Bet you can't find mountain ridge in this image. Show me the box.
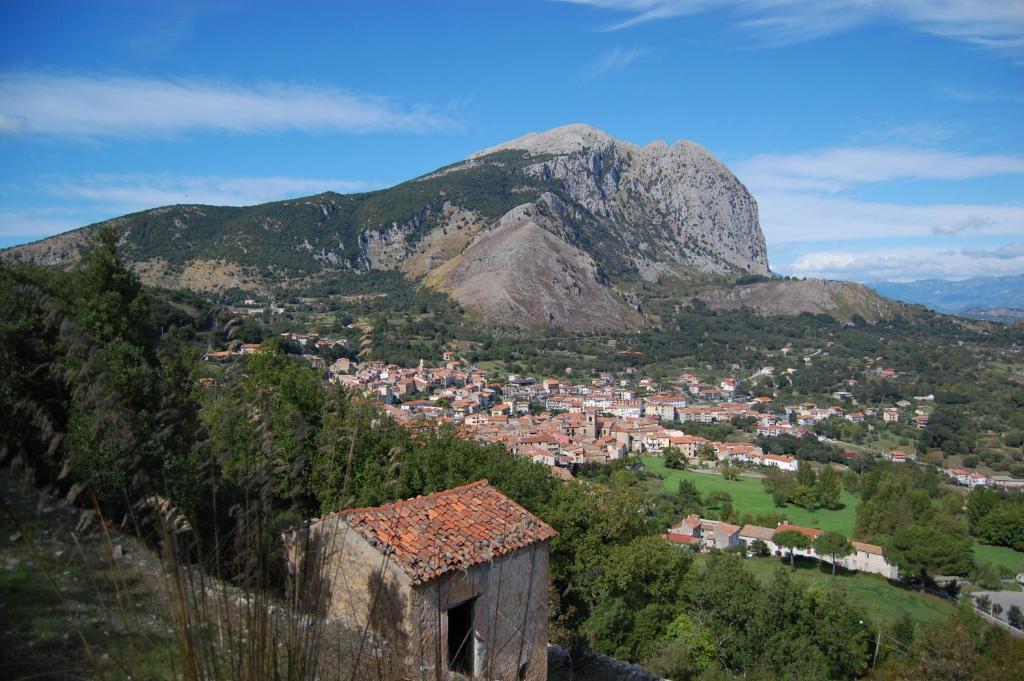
[869,274,1024,316]
[2,124,901,328]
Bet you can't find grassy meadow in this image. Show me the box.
[640,455,859,534]
[973,543,1024,574]
[738,556,953,628]
[643,456,1024,581]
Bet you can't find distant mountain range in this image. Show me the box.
[2,124,905,329]
[869,274,1024,320]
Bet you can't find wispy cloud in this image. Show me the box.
[732,144,1024,254]
[755,191,1024,243]
[0,71,458,139]
[583,46,648,79]
[960,242,1024,259]
[939,85,1024,103]
[783,244,1024,281]
[560,0,1024,59]
[734,147,1024,193]
[50,174,377,210]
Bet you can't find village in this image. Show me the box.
[205,337,1024,495]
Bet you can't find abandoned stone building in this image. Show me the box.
[285,479,556,680]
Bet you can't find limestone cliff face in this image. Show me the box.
[468,124,770,280]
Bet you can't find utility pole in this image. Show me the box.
[872,628,882,669]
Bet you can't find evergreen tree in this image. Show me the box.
[813,531,854,576]
[775,529,811,570]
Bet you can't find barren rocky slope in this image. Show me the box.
[697,279,905,322]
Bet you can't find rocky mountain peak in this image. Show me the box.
[469,123,628,158]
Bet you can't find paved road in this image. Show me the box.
[972,590,1024,639]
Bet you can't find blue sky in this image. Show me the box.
[1,0,1022,282]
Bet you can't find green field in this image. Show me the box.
[641,456,859,534]
[973,543,1024,574]
[643,456,1024,579]
[737,556,953,628]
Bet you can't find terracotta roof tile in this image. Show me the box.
[739,524,776,541]
[334,480,556,584]
[852,541,884,555]
[774,524,823,541]
[664,533,700,545]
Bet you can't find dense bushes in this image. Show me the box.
[967,487,1024,551]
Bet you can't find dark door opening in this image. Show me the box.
[447,598,475,676]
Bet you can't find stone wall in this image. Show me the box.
[286,519,551,681]
[410,541,551,681]
[284,517,414,650]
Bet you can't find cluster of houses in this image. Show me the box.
[664,515,899,579]
[944,466,1024,490]
[203,342,264,361]
[206,345,999,489]
[203,331,347,367]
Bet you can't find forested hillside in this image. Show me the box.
[3,230,1024,679]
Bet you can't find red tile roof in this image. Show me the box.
[852,541,884,556]
[774,524,824,541]
[336,480,556,584]
[739,524,776,541]
[664,533,700,545]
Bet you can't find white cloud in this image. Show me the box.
[960,242,1024,259]
[0,72,457,139]
[51,174,377,211]
[731,145,1024,246]
[583,47,648,79]
[561,0,1024,58]
[755,191,1024,243]
[734,147,1024,193]
[783,245,1024,281]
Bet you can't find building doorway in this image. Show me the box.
[446,597,476,676]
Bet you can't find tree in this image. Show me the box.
[720,460,739,480]
[966,487,1000,533]
[813,531,854,576]
[797,461,817,487]
[976,505,1024,551]
[817,465,842,509]
[662,446,685,469]
[676,479,702,513]
[644,614,716,679]
[854,471,934,540]
[706,490,732,510]
[883,524,973,593]
[75,225,151,349]
[698,443,717,462]
[775,529,811,570]
[1008,605,1023,629]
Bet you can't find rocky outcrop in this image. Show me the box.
[696,279,904,322]
[468,124,770,280]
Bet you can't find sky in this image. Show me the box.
[0,0,1022,283]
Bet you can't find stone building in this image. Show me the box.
[285,480,556,680]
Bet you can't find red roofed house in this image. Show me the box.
[666,515,741,551]
[839,541,899,579]
[285,480,556,680]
